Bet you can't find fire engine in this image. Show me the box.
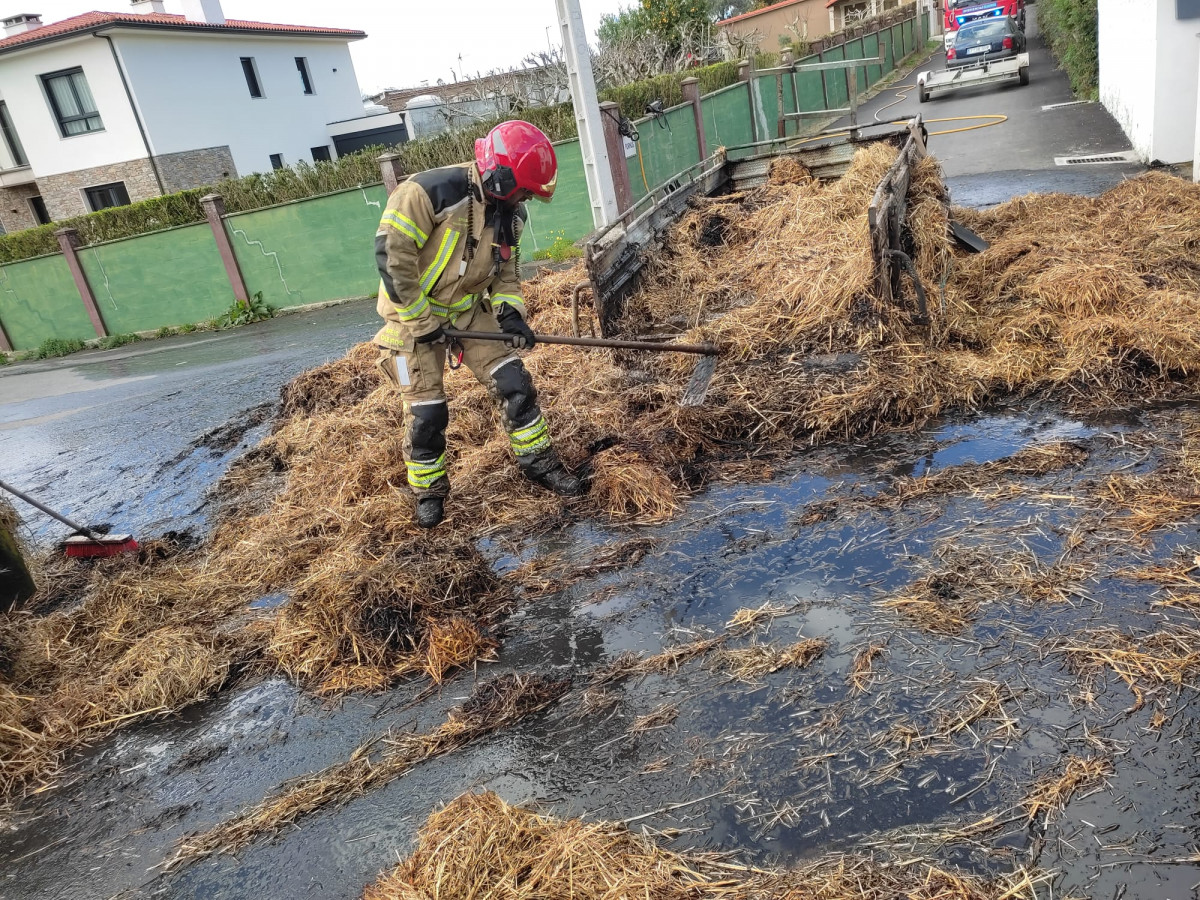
[943,0,1026,49]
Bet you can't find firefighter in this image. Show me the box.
[372,120,586,529]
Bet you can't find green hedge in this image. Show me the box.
[0,189,208,263]
[219,154,384,213]
[1038,0,1099,98]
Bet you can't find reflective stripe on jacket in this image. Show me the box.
[374,162,527,350]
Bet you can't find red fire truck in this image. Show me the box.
[943,0,1026,49]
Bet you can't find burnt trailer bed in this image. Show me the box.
[583,117,931,336]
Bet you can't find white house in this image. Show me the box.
[1098,0,1199,172]
[0,0,402,233]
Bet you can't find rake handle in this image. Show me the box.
[0,478,97,539]
[443,329,718,356]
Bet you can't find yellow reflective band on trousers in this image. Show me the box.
[406,455,447,489]
[509,416,551,456]
[420,229,460,296]
[381,210,428,247]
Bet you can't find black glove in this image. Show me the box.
[414,324,446,345]
[497,304,535,350]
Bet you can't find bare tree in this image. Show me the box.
[445,47,569,111]
[716,24,765,61]
[593,19,723,85]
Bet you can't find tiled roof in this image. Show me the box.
[717,0,812,27]
[0,11,365,52]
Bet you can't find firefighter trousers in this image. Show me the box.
[374,298,554,499]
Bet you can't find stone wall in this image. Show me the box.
[36,158,161,220]
[0,183,43,234]
[153,146,237,194]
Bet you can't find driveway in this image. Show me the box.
[846,11,1144,204]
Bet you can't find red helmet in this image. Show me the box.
[475,120,557,203]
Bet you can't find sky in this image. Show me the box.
[12,0,632,93]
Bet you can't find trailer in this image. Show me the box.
[917,53,1030,103]
[584,117,933,338]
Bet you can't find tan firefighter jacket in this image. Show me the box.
[373,161,527,350]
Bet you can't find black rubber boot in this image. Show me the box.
[416,497,445,529]
[521,452,587,497]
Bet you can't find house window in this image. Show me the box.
[311,145,332,162]
[269,153,284,170]
[241,57,264,98]
[296,57,315,95]
[84,182,131,212]
[28,196,51,226]
[840,1,870,25]
[42,68,103,137]
[0,101,27,167]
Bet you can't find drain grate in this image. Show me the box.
[1054,150,1140,166]
[1041,100,1094,111]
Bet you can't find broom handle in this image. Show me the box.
[0,478,97,539]
[443,329,718,356]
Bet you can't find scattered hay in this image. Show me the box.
[880,441,1089,505]
[1099,427,1200,536]
[881,544,1091,635]
[932,683,1018,744]
[0,550,264,798]
[713,639,827,681]
[591,637,726,687]
[1023,756,1113,823]
[512,537,659,598]
[726,602,791,632]
[1061,626,1200,705]
[1127,556,1200,612]
[105,627,231,717]
[575,687,619,719]
[12,149,1200,803]
[849,643,886,695]
[363,791,1047,900]
[169,673,568,869]
[628,702,680,736]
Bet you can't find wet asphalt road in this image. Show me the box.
[4,18,1192,900]
[0,302,383,542]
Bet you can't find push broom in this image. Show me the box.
[0,478,139,559]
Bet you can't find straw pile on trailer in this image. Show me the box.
[362,791,1046,900]
[5,144,1200,802]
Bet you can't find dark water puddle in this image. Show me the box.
[5,408,1200,900]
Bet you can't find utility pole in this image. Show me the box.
[554,0,618,228]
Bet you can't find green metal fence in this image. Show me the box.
[0,254,92,351]
[702,83,756,150]
[80,224,234,334]
[227,186,389,311]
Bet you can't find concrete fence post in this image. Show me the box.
[738,60,751,81]
[200,194,250,307]
[680,77,709,160]
[54,228,107,339]
[378,153,405,195]
[599,101,634,215]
